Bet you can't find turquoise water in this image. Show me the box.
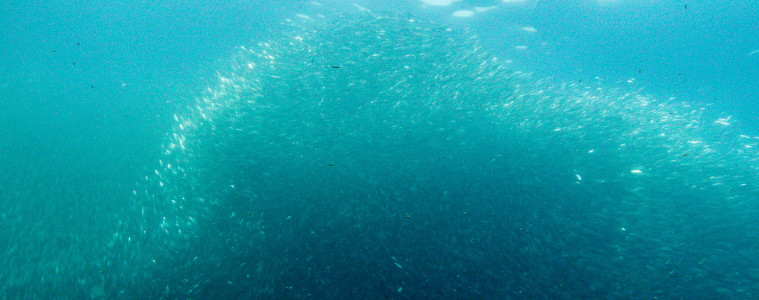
[1,1,758,298]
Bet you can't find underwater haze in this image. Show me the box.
[2,0,759,298]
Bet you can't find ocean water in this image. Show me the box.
[1,0,758,299]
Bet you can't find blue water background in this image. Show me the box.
[1,0,758,298]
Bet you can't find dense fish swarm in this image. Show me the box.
[4,14,757,299]
[115,14,759,299]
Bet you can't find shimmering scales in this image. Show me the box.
[105,15,759,299]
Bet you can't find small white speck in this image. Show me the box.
[452,10,475,17]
